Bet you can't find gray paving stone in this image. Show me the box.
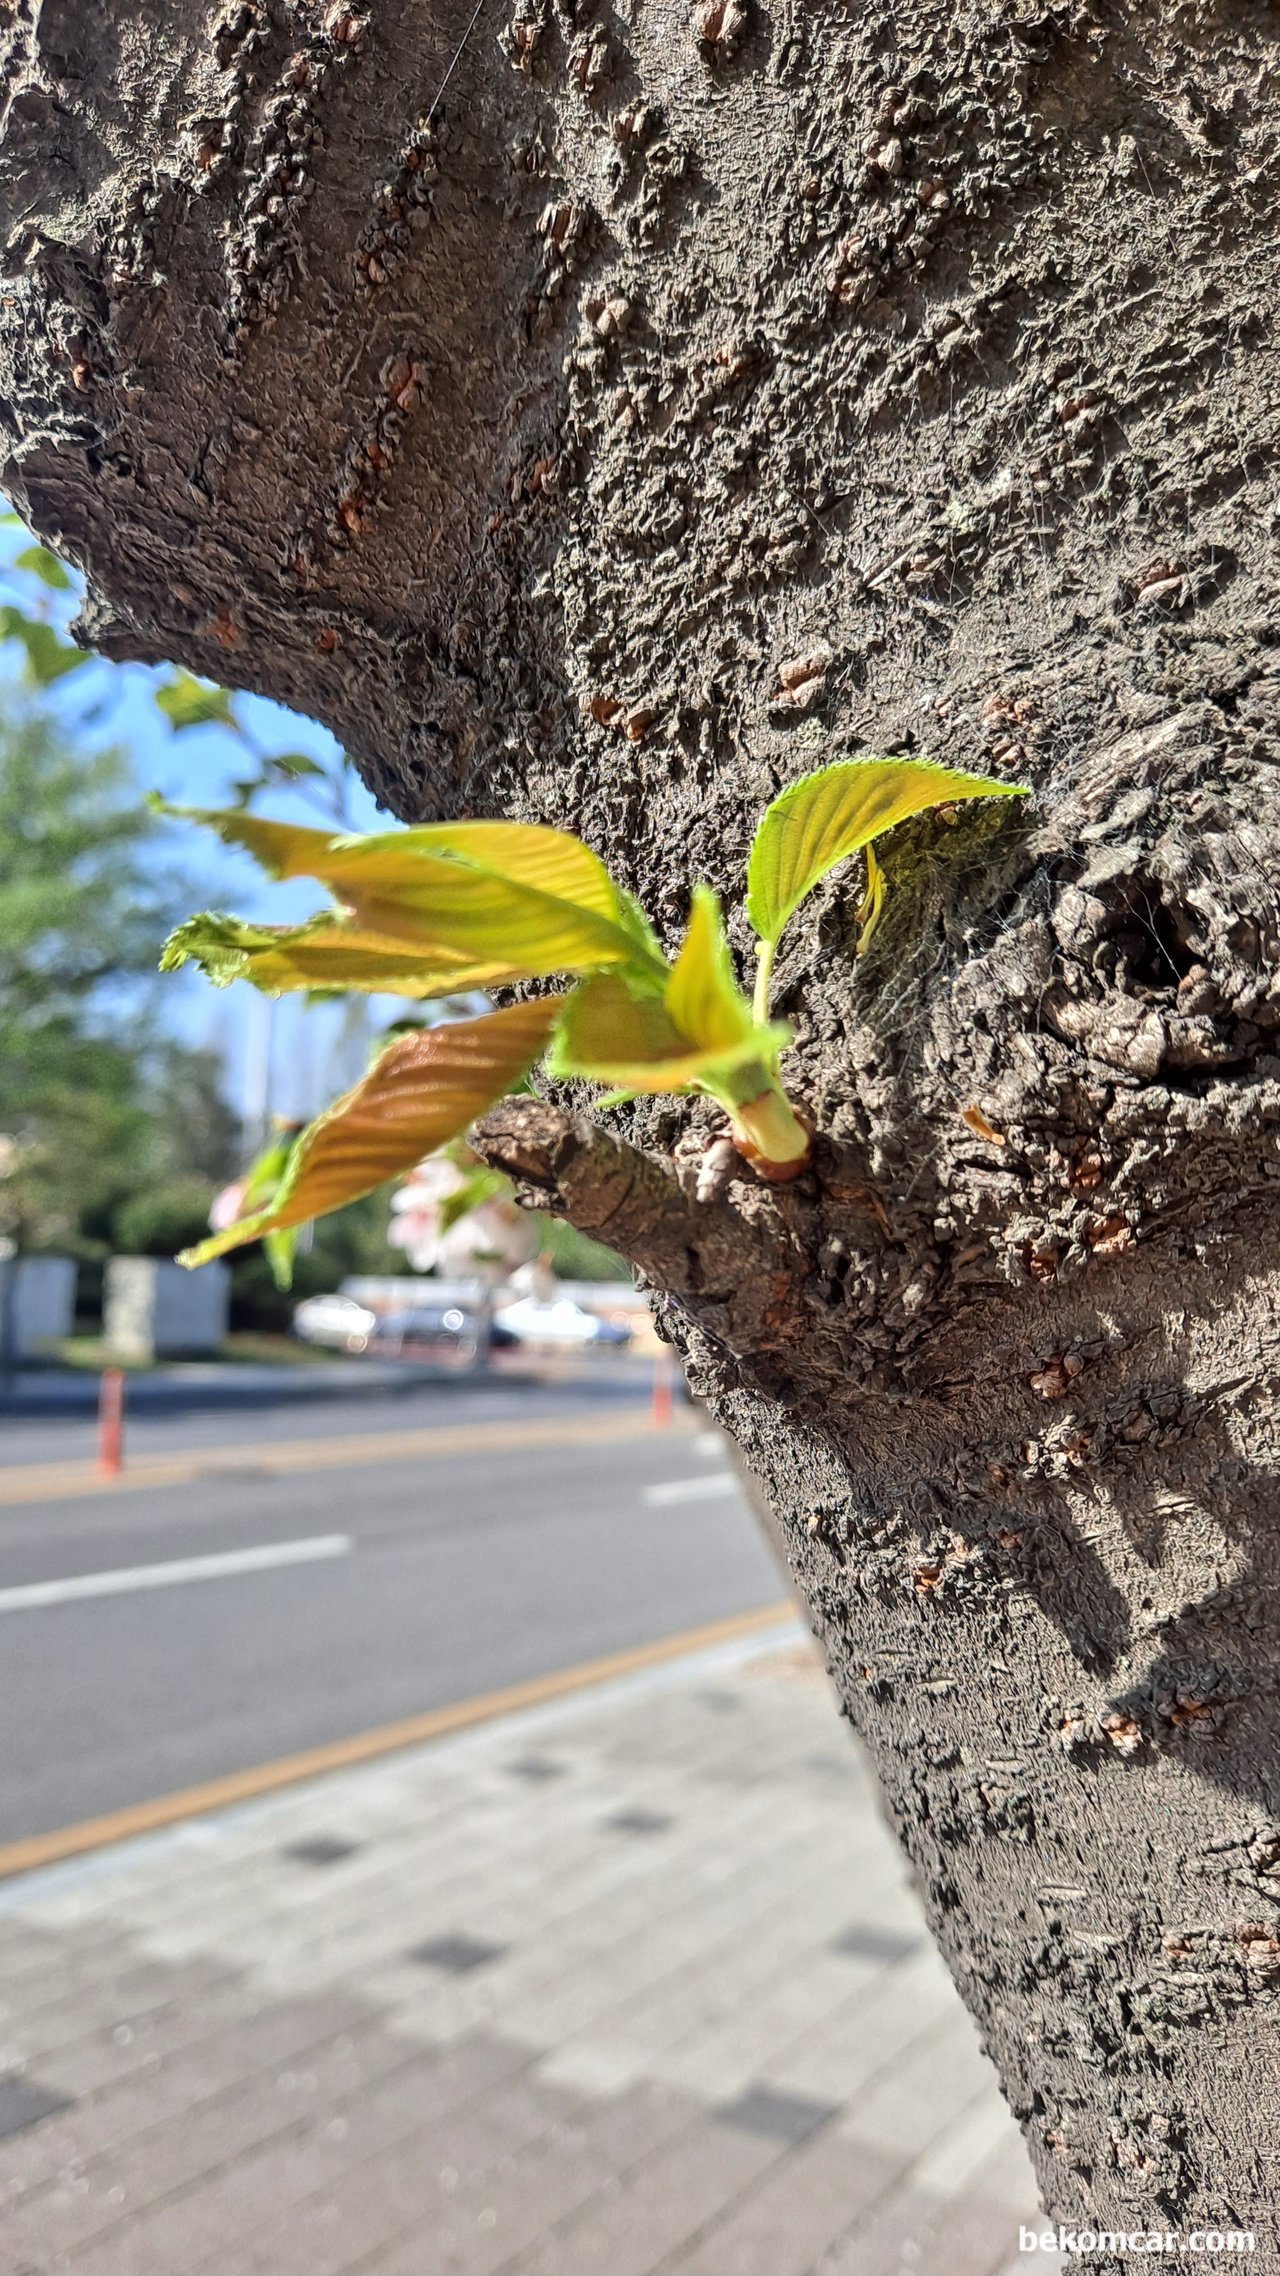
[247,2071,690,2276]
[817,2148,1041,2276]
[0,1985,384,2197]
[284,1838,361,1867]
[495,2109,787,2276]
[51,2051,556,2276]
[661,2130,906,2276]
[830,1925,920,1964]
[0,1637,1043,2276]
[715,2084,841,2145]
[838,2006,994,2152]
[207,2050,594,2276]
[532,1831,855,2092]
[0,1951,234,2059]
[409,1935,509,1976]
[24,1974,364,2106]
[3,2012,424,2262]
[602,1809,673,1836]
[0,2073,71,2139]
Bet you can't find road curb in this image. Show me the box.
[0,1603,800,1889]
[0,1407,680,1509]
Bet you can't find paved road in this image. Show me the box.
[0,1358,653,1465]
[0,1401,783,1846]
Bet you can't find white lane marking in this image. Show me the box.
[0,1535,352,1613]
[642,1474,739,1507]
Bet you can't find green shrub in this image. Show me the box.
[111,1178,219,1259]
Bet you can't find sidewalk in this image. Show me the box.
[0,1633,1054,2276]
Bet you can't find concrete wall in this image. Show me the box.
[0,1256,77,1358]
[104,1257,230,1360]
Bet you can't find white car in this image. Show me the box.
[492,1296,630,1349]
[292,1293,379,1352]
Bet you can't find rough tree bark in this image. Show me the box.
[5,0,1280,2257]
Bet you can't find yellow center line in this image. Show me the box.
[0,1408,690,1509]
[0,1602,798,1883]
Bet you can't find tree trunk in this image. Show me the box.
[5,0,1280,2255]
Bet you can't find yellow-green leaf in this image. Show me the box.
[153,674,236,732]
[149,801,342,879]
[14,543,73,591]
[159,804,666,983]
[549,967,806,1165]
[159,911,533,999]
[665,886,756,1056]
[548,975,687,1091]
[385,821,666,971]
[549,978,786,1098]
[241,1130,295,1208]
[551,889,782,1095]
[235,1132,300,1285]
[376,821,620,925]
[855,842,886,953]
[178,999,563,1268]
[745,756,1028,950]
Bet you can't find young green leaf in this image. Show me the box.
[437,1163,511,1233]
[178,998,563,1272]
[550,890,773,1094]
[665,885,756,1056]
[547,886,808,1165]
[235,1130,300,1285]
[0,607,89,686]
[159,805,668,986]
[13,543,73,591]
[264,751,328,782]
[154,672,237,732]
[550,969,808,1167]
[746,756,1028,1002]
[160,911,533,999]
[548,975,697,1091]
[855,842,886,954]
[149,800,350,880]
[240,1130,296,1208]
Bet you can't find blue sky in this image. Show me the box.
[1,516,400,1137]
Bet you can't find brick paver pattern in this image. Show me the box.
[0,1639,1057,2275]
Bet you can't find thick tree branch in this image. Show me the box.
[472,1098,826,1400]
[473,1100,694,1262]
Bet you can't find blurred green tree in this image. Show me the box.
[0,717,179,1017]
[0,539,414,1328]
[0,708,235,1259]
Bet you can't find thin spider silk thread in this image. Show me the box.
[423,0,493,128]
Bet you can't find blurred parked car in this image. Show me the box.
[292,1293,378,1351]
[381,1301,476,1352]
[493,1295,631,1349]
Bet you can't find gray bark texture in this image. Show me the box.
[5,0,1280,2258]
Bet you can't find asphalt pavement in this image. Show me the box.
[0,1356,653,1463]
[0,1386,783,1848]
